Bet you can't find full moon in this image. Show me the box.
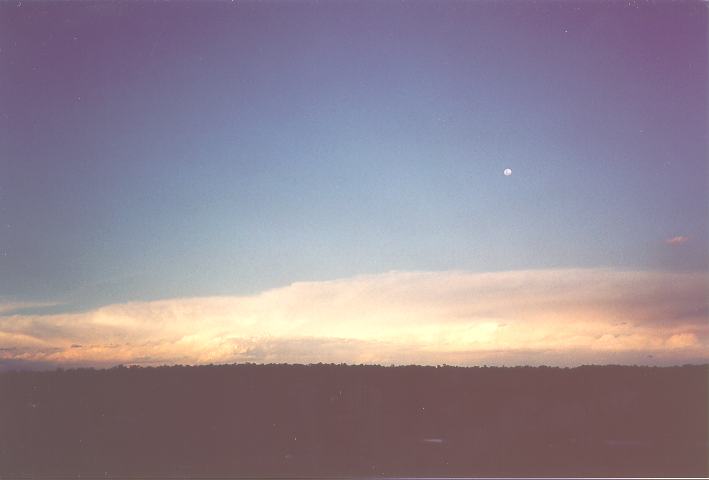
[503,168,512,176]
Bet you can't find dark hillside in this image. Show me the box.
[1,364,706,477]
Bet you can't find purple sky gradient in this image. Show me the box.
[0,1,707,366]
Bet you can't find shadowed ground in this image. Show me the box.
[0,363,706,477]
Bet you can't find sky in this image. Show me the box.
[0,1,707,368]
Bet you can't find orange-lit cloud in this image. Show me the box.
[666,235,689,245]
[1,269,707,368]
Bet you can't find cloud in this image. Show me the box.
[0,300,59,316]
[0,269,707,368]
[666,235,689,246]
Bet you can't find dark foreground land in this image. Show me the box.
[0,363,707,477]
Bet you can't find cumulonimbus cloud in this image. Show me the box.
[0,269,707,368]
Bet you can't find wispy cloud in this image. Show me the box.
[0,269,707,368]
[0,300,60,316]
[666,235,689,246]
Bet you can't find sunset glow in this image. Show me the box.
[1,1,707,370]
[2,269,706,368]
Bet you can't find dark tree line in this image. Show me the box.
[1,363,706,477]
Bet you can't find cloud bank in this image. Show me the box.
[1,269,707,368]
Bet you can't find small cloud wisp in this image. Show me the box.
[666,235,689,246]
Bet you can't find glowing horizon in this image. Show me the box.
[2,268,706,369]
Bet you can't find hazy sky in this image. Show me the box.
[1,1,707,368]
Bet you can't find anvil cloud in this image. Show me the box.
[1,269,707,369]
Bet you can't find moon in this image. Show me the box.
[503,168,512,176]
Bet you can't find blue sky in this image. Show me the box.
[0,1,707,367]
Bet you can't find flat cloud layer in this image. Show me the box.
[1,269,707,368]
